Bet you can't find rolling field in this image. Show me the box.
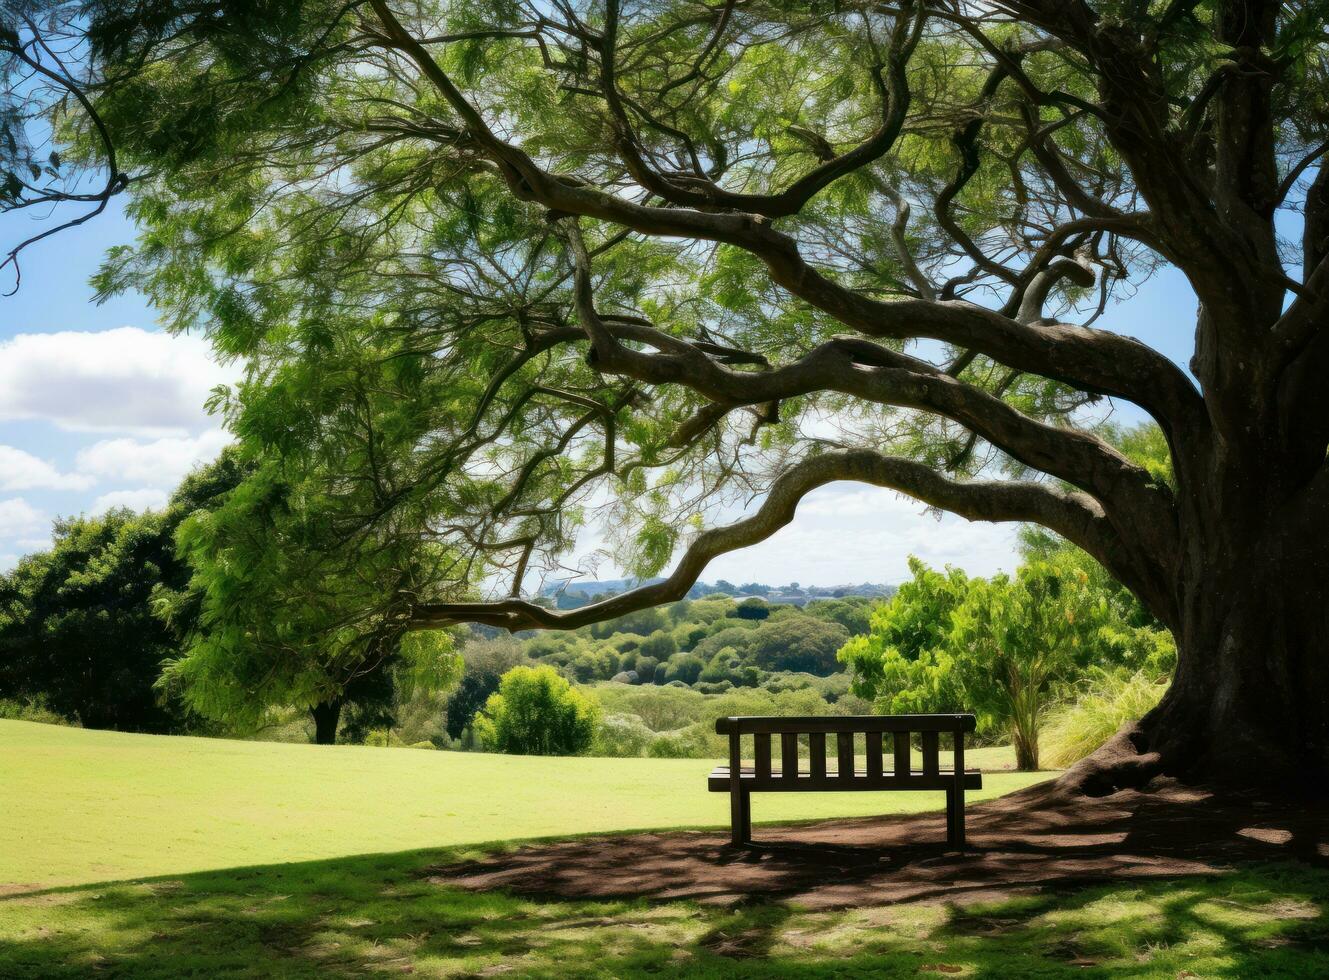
[0,720,1041,888]
[3,721,1325,977]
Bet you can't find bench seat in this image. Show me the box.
[708,765,982,792]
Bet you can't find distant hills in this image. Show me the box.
[539,577,896,610]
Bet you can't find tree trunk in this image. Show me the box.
[1070,485,1329,797]
[1012,728,1039,773]
[311,698,342,745]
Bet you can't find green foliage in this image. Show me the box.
[444,637,529,740]
[732,597,771,620]
[0,695,76,726]
[838,557,972,701]
[803,597,876,635]
[840,554,1175,769]
[0,508,195,733]
[745,616,850,675]
[159,454,466,737]
[588,606,668,640]
[636,629,677,661]
[586,679,867,759]
[946,561,1106,770]
[659,652,704,685]
[473,665,600,755]
[700,646,761,687]
[1041,670,1169,769]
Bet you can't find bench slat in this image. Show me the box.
[893,731,910,778]
[755,733,771,780]
[715,714,976,735]
[922,730,940,776]
[781,732,798,781]
[809,732,826,779]
[836,732,854,780]
[866,731,883,779]
[708,767,982,793]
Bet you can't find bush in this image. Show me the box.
[637,629,677,661]
[660,652,705,685]
[699,647,762,687]
[445,638,529,740]
[1041,670,1168,768]
[731,597,771,620]
[747,617,850,675]
[594,713,656,757]
[474,665,601,755]
[0,696,77,726]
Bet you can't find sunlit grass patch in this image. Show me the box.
[2,853,1328,977]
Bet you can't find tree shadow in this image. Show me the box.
[1,828,1328,977]
[435,779,1329,909]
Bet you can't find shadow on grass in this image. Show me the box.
[3,843,1329,978]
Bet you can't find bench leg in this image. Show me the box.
[946,787,966,850]
[730,787,751,846]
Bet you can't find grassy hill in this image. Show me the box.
[1,721,1324,977]
[0,720,1043,889]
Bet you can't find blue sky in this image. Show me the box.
[0,198,1200,583]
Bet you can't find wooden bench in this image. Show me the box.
[708,714,981,847]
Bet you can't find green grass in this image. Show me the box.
[0,720,1040,888]
[3,720,1326,977]
[2,848,1326,976]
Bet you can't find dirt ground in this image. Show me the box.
[434,777,1329,909]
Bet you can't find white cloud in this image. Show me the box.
[76,429,232,488]
[0,327,235,435]
[91,488,169,513]
[0,497,44,538]
[702,484,1020,584]
[0,445,95,491]
[0,498,48,568]
[565,481,1021,588]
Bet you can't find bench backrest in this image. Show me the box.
[715,713,976,785]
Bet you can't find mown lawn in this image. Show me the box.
[4,847,1328,977]
[0,720,1039,887]
[3,721,1327,977]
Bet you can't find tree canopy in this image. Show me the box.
[19,0,1329,782]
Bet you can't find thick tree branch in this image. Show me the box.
[560,220,1177,548]
[367,1,1203,438]
[406,448,1122,632]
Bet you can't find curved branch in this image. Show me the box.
[406,448,1121,632]
[561,221,1177,547]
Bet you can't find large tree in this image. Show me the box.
[67,0,1329,790]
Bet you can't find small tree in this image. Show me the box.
[0,509,186,732]
[838,559,974,700]
[842,556,1172,770]
[474,665,600,755]
[948,564,1102,771]
[443,637,528,741]
[0,449,251,733]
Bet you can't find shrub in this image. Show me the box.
[444,638,529,739]
[660,652,705,685]
[693,680,734,695]
[0,696,77,726]
[747,615,851,675]
[594,713,655,757]
[731,597,771,620]
[1041,670,1168,768]
[637,629,677,661]
[699,647,761,687]
[474,665,601,755]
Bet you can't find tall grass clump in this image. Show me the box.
[1041,670,1168,768]
[0,696,76,726]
